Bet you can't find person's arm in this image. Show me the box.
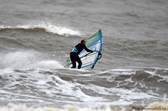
[84,45,93,52]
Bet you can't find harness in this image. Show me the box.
[72,47,78,53]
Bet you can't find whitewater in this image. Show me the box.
[0,0,168,111]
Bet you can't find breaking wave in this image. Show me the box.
[0,102,168,111]
[0,23,81,37]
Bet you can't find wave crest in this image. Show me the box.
[0,23,81,37]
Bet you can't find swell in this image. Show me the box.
[0,37,24,50]
[0,67,167,107]
[97,67,168,95]
[0,24,81,36]
[106,37,168,61]
[0,24,167,69]
[0,24,82,53]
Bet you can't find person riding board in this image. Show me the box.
[70,39,93,69]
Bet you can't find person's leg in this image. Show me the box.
[76,55,82,69]
[70,53,76,68]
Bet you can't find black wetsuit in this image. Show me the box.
[70,43,92,69]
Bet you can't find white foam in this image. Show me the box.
[112,88,154,99]
[0,51,63,69]
[1,102,168,111]
[84,84,154,101]
[0,51,38,68]
[65,67,90,72]
[35,60,64,69]
[98,69,136,75]
[0,68,14,75]
[144,68,168,82]
[0,103,126,111]
[1,66,167,107]
[0,68,106,104]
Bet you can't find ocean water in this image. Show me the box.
[0,0,168,110]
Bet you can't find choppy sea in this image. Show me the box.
[0,0,168,110]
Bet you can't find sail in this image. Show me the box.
[65,29,103,69]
